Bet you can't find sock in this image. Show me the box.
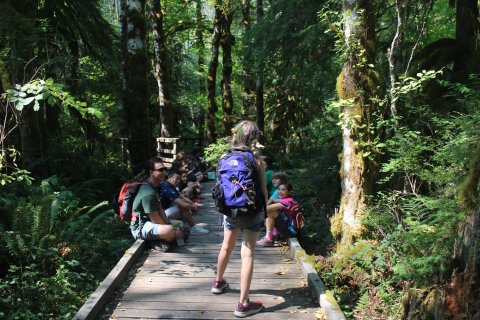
[265,231,274,240]
[272,228,279,237]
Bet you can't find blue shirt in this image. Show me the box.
[160,181,180,209]
[270,189,280,200]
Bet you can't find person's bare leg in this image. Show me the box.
[156,224,176,242]
[216,227,240,282]
[180,208,195,227]
[239,229,259,304]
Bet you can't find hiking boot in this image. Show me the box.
[256,237,274,247]
[234,300,264,318]
[191,225,209,234]
[211,278,228,294]
[150,240,171,252]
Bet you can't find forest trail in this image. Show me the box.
[102,181,321,320]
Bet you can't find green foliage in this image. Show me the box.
[204,137,231,165]
[6,78,101,117]
[319,240,403,319]
[0,176,132,319]
[364,193,464,284]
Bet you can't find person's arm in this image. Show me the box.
[268,197,281,205]
[174,197,197,211]
[179,194,199,211]
[148,211,168,224]
[256,158,269,205]
[267,202,283,214]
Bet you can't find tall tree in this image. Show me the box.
[221,1,234,135]
[7,0,46,175]
[148,0,173,137]
[195,0,206,144]
[241,0,255,117]
[336,0,379,246]
[453,0,479,82]
[120,0,151,168]
[206,3,222,143]
[255,0,265,133]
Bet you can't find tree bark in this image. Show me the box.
[241,0,255,117]
[206,3,222,144]
[148,0,173,137]
[255,0,265,134]
[10,0,46,175]
[195,0,206,145]
[387,0,406,129]
[453,0,479,82]
[121,0,152,169]
[221,3,234,136]
[336,0,378,246]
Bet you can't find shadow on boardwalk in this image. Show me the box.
[102,181,321,320]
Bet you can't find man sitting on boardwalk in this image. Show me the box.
[160,171,209,234]
[130,157,183,250]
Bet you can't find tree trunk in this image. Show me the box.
[195,0,206,145]
[148,0,173,137]
[335,0,378,246]
[453,0,479,83]
[448,150,480,318]
[10,0,46,176]
[241,0,255,117]
[221,4,234,136]
[206,3,222,144]
[255,0,265,134]
[387,0,406,129]
[121,0,151,169]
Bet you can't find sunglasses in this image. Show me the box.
[153,167,168,173]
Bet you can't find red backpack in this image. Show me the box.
[112,182,148,221]
[287,200,306,231]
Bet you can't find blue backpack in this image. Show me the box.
[212,149,264,219]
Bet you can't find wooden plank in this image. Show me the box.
[157,149,177,155]
[101,181,321,320]
[156,137,179,142]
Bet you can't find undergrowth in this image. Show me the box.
[0,176,132,319]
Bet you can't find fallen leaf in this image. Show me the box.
[274,271,286,275]
[315,309,327,319]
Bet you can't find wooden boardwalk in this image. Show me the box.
[103,181,321,320]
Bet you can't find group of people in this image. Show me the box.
[130,151,210,251]
[128,120,300,318]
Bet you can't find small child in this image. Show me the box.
[257,183,295,246]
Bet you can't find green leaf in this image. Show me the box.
[47,96,56,105]
[23,97,35,105]
[15,101,24,111]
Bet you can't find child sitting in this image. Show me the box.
[257,183,298,247]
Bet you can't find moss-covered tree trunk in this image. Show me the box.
[221,3,234,136]
[255,0,264,133]
[241,0,255,117]
[121,0,151,169]
[149,0,173,138]
[195,0,206,144]
[206,3,222,144]
[335,0,378,246]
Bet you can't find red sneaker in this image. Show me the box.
[234,300,264,318]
